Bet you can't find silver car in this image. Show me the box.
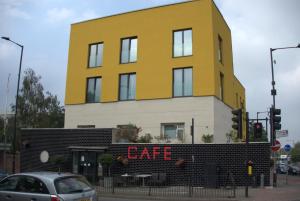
[0,171,97,201]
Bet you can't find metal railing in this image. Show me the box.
[95,172,238,199]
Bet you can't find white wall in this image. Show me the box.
[65,96,232,143]
[213,98,233,143]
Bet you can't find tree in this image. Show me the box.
[11,68,64,129]
[0,115,15,144]
[291,142,300,163]
[115,124,141,143]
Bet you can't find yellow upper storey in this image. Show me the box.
[65,0,245,109]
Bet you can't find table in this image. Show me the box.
[121,173,132,186]
[135,174,152,186]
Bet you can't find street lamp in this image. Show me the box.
[1,36,24,173]
[270,44,300,145]
[270,43,300,187]
[270,44,300,110]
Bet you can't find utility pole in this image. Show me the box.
[3,73,11,172]
[245,112,249,197]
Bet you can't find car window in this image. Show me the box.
[16,176,49,194]
[0,176,19,191]
[55,176,93,194]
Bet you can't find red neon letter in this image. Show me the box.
[153,146,160,160]
[140,147,151,160]
[164,146,171,160]
[128,146,137,159]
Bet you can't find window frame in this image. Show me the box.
[220,72,224,101]
[161,123,185,141]
[120,36,138,64]
[172,67,193,97]
[87,42,104,68]
[118,73,136,101]
[172,28,193,58]
[86,77,101,103]
[218,35,223,64]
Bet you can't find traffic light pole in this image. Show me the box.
[245,112,249,197]
[269,44,300,187]
[270,48,277,187]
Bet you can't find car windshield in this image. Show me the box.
[54,176,93,194]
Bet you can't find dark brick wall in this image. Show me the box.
[21,128,112,172]
[109,143,270,186]
[21,129,270,186]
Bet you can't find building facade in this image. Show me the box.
[65,0,246,143]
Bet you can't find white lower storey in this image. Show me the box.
[65,96,233,144]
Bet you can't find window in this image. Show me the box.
[88,43,103,67]
[16,176,49,194]
[0,176,19,191]
[54,176,92,194]
[86,77,101,103]
[161,123,184,141]
[173,68,192,97]
[173,29,192,57]
[218,35,223,63]
[220,73,224,100]
[120,37,137,63]
[77,125,95,128]
[119,73,136,100]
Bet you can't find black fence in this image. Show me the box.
[96,172,238,199]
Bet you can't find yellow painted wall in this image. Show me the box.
[211,2,246,138]
[65,0,245,112]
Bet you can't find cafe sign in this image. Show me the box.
[128,146,171,160]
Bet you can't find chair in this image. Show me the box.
[128,173,140,186]
[158,173,166,186]
[148,173,159,186]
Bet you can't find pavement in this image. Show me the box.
[239,174,300,201]
[99,174,300,201]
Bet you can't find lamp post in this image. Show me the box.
[270,44,300,111]
[1,36,24,173]
[270,43,300,187]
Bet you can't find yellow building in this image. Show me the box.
[65,0,246,143]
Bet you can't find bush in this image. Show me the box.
[137,133,153,143]
[202,134,214,143]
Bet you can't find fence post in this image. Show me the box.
[260,174,264,188]
[148,186,151,196]
[189,176,192,197]
[112,176,115,194]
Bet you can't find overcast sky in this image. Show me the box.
[0,0,299,145]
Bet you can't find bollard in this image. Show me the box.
[260,174,264,188]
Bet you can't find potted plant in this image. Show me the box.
[175,158,186,168]
[50,154,66,172]
[201,134,214,143]
[117,155,129,166]
[99,153,113,187]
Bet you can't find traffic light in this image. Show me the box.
[253,122,263,138]
[270,107,281,130]
[232,108,242,139]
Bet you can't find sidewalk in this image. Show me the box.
[98,174,300,201]
[239,174,300,201]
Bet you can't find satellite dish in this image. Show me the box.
[40,150,49,163]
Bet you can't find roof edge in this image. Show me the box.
[234,75,245,90]
[71,0,196,25]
